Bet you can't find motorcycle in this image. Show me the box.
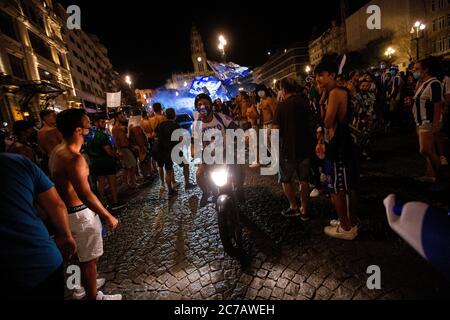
[209,164,244,257]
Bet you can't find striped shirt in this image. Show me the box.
[413,78,442,125]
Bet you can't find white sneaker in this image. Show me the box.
[324,225,358,241]
[73,278,106,300]
[249,163,260,168]
[440,156,448,166]
[310,188,320,198]
[329,219,340,227]
[96,291,122,300]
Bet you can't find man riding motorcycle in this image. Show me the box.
[192,93,244,207]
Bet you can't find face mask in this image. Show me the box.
[258,91,266,98]
[413,71,422,80]
[197,104,211,117]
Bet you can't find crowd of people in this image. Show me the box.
[1,53,449,299]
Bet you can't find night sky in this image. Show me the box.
[59,0,370,88]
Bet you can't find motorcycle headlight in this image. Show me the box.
[211,168,228,187]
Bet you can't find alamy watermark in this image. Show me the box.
[170,127,279,176]
[366,5,381,30]
[66,5,81,30]
[366,265,382,290]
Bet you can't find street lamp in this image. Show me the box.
[384,47,396,59]
[305,65,311,74]
[411,21,426,60]
[218,35,227,62]
[125,75,132,89]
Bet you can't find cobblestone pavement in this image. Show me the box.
[93,131,450,300]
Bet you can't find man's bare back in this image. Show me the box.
[49,143,87,208]
[39,127,63,156]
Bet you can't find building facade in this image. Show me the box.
[427,0,450,58]
[54,3,120,112]
[253,44,309,88]
[345,0,428,68]
[0,0,75,126]
[309,21,347,67]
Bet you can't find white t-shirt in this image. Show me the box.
[193,113,233,137]
[192,112,235,149]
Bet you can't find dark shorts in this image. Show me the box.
[157,153,174,171]
[278,158,311,184]
[323,149,359,194]
[91,157,117,177]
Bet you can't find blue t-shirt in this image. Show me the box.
[0,153,63,289]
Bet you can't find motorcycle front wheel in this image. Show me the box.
[217,197,242,257]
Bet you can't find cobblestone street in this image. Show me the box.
[96,131,450,300]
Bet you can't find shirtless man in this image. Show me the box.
[49,108,121,300]
[112,111,138,190]
[257,85,276,126]
[256,84,276,155]
[141,111,158,174]
[148,103,167,189]
[38,109,63,159]
[315,57,359,241]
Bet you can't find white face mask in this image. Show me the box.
[258,91,266,98]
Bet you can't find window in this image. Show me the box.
[433,19,437,32]
[439,16,445,30]
[438,0,444,9]
[76,65,82,73]
[438,38,444,52]
[38,68,56,82]
[28,31,53,61]
[431,0,436,11]
[20,0,46,30]
[73,51,79,59]
[58,52,65,68]
[69,35,75,43]
[8,54,26,79]
[80,80,86,91]
[0,10,19,42]
[83,70,88,77]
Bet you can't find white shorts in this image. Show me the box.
[68,206,103,263]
